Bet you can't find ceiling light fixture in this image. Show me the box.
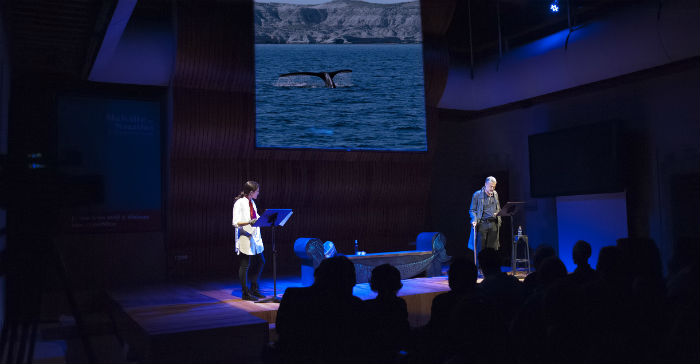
[550,0,560,13]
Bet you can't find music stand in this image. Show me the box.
[496,202,525,276]
[253,209,293,303]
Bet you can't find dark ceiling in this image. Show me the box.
[1,0,169,80]
[446,0,641,66]
[3,0,117,78]
[2,0,627,79]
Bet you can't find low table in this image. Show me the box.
[294,232,450,285]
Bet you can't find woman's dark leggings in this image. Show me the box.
[239,253,265,291]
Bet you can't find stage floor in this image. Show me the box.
[105,269,532,363]
[196,274,453,327]
[110,274,454,326]
[107,274,454,362]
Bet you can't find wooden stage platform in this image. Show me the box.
[108,275,452,363]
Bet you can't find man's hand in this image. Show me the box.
[249,218,258,225]
[472,221,477,227]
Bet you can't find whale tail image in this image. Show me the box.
[279,69,352,88]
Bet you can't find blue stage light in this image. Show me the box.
[550,0,559,13]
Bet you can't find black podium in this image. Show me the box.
[253,209,293,303]
[496,202,525,275]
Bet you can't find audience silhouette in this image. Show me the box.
[275,255,365,363]
[510,256,568,363]
[426,256,478,335]
[522,244,556,297]
[364,264,409,363]
[268,236,699,364]
[567,240,598,286]
[477,248,523,324]
[412,256,479,363]
[583,246,640,362]
[665,236,700,363]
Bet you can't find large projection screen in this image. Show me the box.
[254,0,427,151]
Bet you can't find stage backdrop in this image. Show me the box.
[166,0,455,277]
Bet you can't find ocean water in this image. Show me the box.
[255,44,427,151]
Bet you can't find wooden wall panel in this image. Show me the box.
[168,0,455,277]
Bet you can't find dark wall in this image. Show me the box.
[9,0,696,288]
[4,0,457,288]
[166,0,455,278]
[432,61,700,271]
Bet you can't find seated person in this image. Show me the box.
[567,240,598,286]
[276,256,366,363]
[522,245,556,298]
[477,248,523,324]
[411,257,479,363]
[364,264,410,363]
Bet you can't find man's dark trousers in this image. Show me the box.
[476,219,499,252]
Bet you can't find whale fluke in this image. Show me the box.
[279,69,352,88]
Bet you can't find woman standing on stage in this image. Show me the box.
[232,181,265,301]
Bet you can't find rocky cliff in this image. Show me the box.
[254,0,422,44]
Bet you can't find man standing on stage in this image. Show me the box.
[468,176,502,253]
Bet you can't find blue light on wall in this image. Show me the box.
[555,192,628,272]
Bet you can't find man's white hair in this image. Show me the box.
[485,176,497,184]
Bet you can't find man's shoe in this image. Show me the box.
[241,292,258,301]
